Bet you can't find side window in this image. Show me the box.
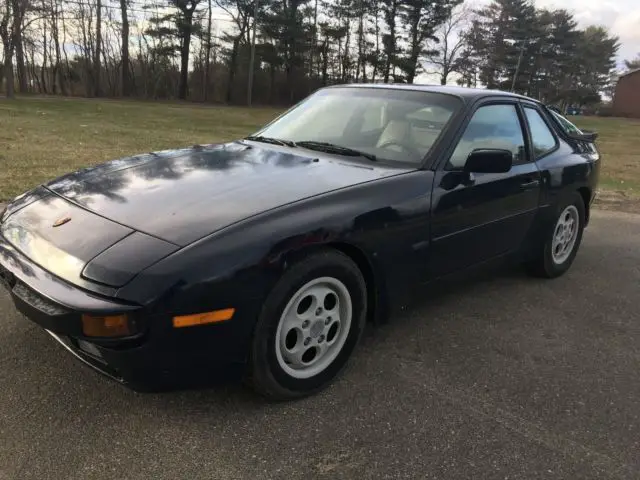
[447,104,526,170]
[524,107,557,158]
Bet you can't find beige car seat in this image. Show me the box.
[376,119,442,159]
[376,120,411,150]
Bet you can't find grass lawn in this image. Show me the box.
[0,97,282,201]
[1,97,639,203]
[569,115,640,193]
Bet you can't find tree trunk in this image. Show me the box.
[371,7,380,82]
[29,47,42,92]
[101,35,114,95]
[41,13,48,93]
[310,0,317,78]
[61,3,71,94]
[404,8,420,84]
[94,0,102,96]
[178,8,194,100]
[321,39,328,85]
[203,0,212,101]
[383,0,397,83]
[52,0,67,95]
[15,31,27,92]
[355,14,364,82]
[269,64,276,103]
[120,0,130,96]
[3,49,15,98]
[342,20,351,83]
[226,36,240,103]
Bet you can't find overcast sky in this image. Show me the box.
[526,0,639,67]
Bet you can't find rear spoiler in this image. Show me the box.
[569,131,598,142]
[545,106,598,143]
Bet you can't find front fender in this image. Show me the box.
[116,170,434,323]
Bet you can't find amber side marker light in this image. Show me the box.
[173,308,235,328]
[82,314,131,337]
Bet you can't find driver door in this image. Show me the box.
[429,101,541,277]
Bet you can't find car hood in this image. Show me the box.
[44,142,410,246]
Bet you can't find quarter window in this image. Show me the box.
[551,110,583,135]
[447,104,526,169]
[524,107,557,158]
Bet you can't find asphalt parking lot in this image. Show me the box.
[1,209,639,480]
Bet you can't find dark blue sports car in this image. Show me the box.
[0,85,600,399]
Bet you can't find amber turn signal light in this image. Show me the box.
[173,308,235,328]
[82,314,131,337]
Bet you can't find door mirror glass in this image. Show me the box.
[464,149,513,173]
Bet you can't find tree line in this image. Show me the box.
[0,0,631,107]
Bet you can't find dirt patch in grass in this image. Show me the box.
[593,190,640,214]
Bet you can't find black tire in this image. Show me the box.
[247,249,367,400]
[526,192,585,278]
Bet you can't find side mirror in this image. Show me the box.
[464,149,513,174]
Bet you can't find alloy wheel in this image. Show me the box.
[551,205,579,265]
[274,277,352,379]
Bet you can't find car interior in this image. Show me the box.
[262,92,525,167]
[347,101,451,162]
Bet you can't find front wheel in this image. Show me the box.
[527,192,585,278]
[247,250,367,400]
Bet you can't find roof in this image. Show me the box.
[619,68,640,79]
[334,83,534,102]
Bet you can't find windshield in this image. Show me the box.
[550,111,583,135]
[255,87,461,164]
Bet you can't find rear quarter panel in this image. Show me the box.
[536,140,600,212]
[527,138,600,256]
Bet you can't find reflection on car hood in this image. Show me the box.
[45,142,410,246]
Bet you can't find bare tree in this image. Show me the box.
[424,3,472,85]
[120,0,130,95]
[14,1,26,91]
[172,0,203,100]
[51,0,67,94]
[40,0,47,92]
[216,0,250,102]
[93,0,101,95]
[203,0,212,99]
[1,0,33,97]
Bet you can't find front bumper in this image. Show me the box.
[0,234,252,390]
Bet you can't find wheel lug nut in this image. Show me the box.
[304,337,311,346]
[318,335,325,343]
[302,320,309,328]
[325,317,331,325]
[315,308,323,315]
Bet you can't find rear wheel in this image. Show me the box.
[527,192,585,278]
[248,250,367,400]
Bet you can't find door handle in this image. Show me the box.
[520,179,540,190]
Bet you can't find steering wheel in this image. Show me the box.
[377,140,422,160]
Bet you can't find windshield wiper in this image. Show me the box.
[244,135,297,148]
[296,141,377,162]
